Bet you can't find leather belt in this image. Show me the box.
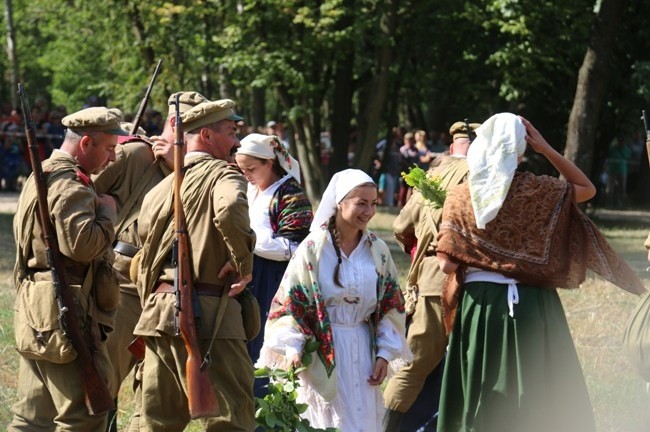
[114,241,140,258]
[154,281,224,297]
[65,265,90,278]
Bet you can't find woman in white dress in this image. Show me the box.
[257,169,411,432]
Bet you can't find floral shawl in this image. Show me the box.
[260,227,407,399]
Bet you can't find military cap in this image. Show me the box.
[62,107,128,136]
[449,121,481,141]
[120,121,147,136]
[181,99,243,133]
[167,91,210,117]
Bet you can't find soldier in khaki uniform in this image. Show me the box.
[94,92,209,431]
[382,121,480,431]
[10,107,128,431]
[132,99,256,431]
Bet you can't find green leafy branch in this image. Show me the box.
[401,165,446,208]
[254,338,338,432]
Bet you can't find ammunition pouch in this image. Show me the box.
[14,279,78,364]
[237,287,261,341]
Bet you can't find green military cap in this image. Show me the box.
[119,121,147,136]
[181,99,243,133]
[62,107,129,136]
[167,91,210,117]
[449,121,481,141]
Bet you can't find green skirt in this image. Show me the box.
[437,282,596,432]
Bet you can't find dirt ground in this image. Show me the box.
[0,192,18,214]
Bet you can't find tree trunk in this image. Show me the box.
[564,0,627,176]
[330,48,355,176]
[4,0,19,109]
[355,0,398,174]
[277,88,323,203]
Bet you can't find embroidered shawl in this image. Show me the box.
[269,177,313,243]
[260,228,407,399]
[437,171,646,332]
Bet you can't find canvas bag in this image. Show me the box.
[623,291,650,382]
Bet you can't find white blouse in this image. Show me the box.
[247,174,295,261]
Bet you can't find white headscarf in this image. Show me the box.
[237,133,301,182]
[310,169,375,232]
[467,112,527,229]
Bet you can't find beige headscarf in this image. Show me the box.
[467,113,527,229]
[237,133,301,182]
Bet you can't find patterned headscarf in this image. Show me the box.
[237,133,301,183]
[467,113,527,229]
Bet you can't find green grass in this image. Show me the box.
[2,209,650,430]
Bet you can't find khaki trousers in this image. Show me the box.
[8,343,113,431]
[139,335,254,432]
[383,295,447,413]
[105,290,142,397]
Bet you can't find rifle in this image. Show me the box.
[172,95,220,418]
[17,84,115,415]
[464,118,476,143]
[131,58,163,134]
[642,110,650,166]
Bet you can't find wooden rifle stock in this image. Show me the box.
[172,95,220,418]
[131,58,162,133]
[17,84,115,415]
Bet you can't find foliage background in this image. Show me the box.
[3,0,650,200]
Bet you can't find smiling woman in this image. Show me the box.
[257,168,411,432]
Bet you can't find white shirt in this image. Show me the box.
[248,174,295,261]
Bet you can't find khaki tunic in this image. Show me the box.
[10,150,116,431]
[384,155,469,413]
[134,153,256,431]
[94,140,169,398]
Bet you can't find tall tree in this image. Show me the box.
[565,0,627,176]
[4,0,18,108]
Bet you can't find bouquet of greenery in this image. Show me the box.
[401,165,446,208]
[254,338,339,432]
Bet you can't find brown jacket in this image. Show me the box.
[133,153,255,340]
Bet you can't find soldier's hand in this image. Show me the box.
[217,261,252,297]
[97,194,117,213]
[150,136,175,169]
[228,273,252,297]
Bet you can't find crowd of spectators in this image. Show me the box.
[373,127,451,208]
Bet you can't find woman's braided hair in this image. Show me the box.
[327,215,344,287]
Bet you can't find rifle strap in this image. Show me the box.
[200,290,229,371]
[114,159,161,237]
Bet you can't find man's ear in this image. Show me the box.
[199,127,211,142]
[79,134,93,152]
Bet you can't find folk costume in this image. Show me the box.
[436,113,645,432]
[258,169,411,432]
[236,134,313,376]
